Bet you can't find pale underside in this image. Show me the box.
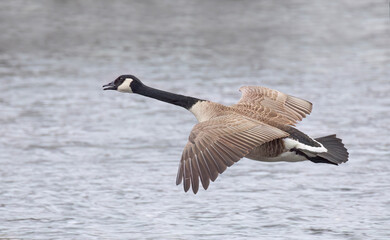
[179,86,314,193]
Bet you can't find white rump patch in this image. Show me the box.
[283,138,327,153]
[117,78,133,93]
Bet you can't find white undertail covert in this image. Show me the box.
[283,138,327,153]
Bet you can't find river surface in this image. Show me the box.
[0,0,389,239]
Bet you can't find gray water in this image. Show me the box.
[1,0,390,239]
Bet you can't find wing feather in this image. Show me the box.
[235,86,312,126]
[189,157,199,194]
[176,114,288,193]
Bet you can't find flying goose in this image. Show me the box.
[103,75,348,193]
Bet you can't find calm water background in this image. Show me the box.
[1,0,389,239]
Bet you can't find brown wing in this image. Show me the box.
[176,114,288,193]
[236,86,313,125]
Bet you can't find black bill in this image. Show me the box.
[102,81,117,90]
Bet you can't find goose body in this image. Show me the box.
[103,75,349,193]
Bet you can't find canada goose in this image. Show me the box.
[103,75,349,193]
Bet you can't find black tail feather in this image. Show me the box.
[294,149,338,165]
[311,135,349,165]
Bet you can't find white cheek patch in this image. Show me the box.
[117,79,133,93]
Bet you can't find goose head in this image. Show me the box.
[103,75,143,93]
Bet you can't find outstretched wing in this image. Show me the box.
[176,114,288,193]
[236,86,313,125]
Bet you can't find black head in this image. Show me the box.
[102,75,143,93]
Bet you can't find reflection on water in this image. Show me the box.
[0,0,389,239]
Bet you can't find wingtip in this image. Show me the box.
[202,181,209,190]
[176,173,182,185]
[176,164,183,185]
[184,184,190,192]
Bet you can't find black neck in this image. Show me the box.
[133,84,202,110]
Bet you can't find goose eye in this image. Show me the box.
[115,79,122,85]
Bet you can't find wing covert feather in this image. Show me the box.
[236,86,312,126]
